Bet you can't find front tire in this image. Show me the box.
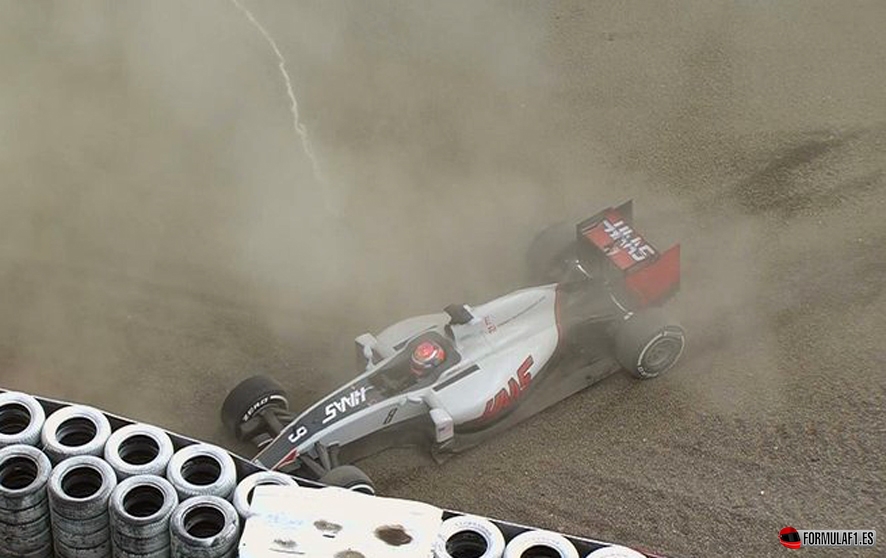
[615,310,685,379]
[319,465,376,495]
[221,375,289,441]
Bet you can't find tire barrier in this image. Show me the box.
[169,495,240,558]
[47,455,117,558]
[433,515,506,558]
[0,445,53,557]
[166,444,237,501]
[232,471,298,520]
[104,424,175,480]
[503,529,580,558]
[109,474,178,558]
[0,392,46,449]
[41,405,112,464]
[0,390,660,558]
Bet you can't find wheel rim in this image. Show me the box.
[640,335,683,376]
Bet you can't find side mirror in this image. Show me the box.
[354,333,395,371]
[444,304,474,325]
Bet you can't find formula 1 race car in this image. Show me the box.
[221,200,685,491]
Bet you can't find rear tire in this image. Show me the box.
[615,310,685,379]
[318,465,376,495]
[220,375,289,440]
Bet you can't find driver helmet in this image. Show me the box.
[411,340,446,376]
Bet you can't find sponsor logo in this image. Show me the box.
[602,219,656,262]
[779,527,876,549]
[481,356,533,420]
[322,385,371,425]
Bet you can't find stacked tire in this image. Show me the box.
[231,470,297,520]
[41,405,112,465]
[432,516,649,558]
[166,451,302,557]
[0,392,46,449]
[434,516,589,558]
[0,445,54,558]
[433,515,506,558]
[47,456,117,557]
[0,392,252,558]
[163,443,240,558]
[169,496,239,558]
[102,426,242,558]
[109,475,178,558]
[104,434,244,558]
[34,402,118,557]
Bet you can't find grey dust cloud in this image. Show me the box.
[1,2,883,556]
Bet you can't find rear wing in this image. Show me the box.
[577,200,680,307]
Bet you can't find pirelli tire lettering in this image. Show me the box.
[242,394,286,423]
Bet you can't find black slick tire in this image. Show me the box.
[220,375,288,440]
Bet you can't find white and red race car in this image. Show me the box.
[221,200,685,491]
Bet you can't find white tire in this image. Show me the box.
[0,513,50,539]
[3,541,53,558]
[47,454,117,521]
[169,495,240,557]
[109,474,178,544]
[0,392,46,448]
[0,444,52,512]
[0,525,53,556]
[49,453,115,556]
[52,538,112,558]
[232,471,298,519]
[52,524,111,550]
[41,405,112,464]
[51,506,109,534]
[104,423,175,480]
[585,546,647,558]
[0,497,48,524]
[111,546,171,558]
[166,443,237,501]
[0,461,53,558]
[433,515,506,558]
[504,530,580,558]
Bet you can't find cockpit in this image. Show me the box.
[367,331,461,397]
